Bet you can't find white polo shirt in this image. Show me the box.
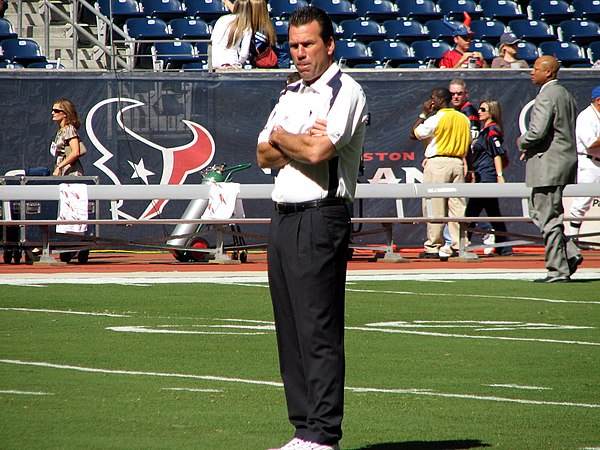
[576,104,600,158]
[258,63,368,203]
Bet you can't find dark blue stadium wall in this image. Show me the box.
[1,70,597,247]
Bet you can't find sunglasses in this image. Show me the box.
[479,107,488,112]
[450,91,465,97]
[52,108,64,114]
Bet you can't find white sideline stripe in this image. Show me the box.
[107,326,267,336]
[2,359,599,409]
[0,307,130,317]
[347,326,600,346]
[162,388,223,393]
[347,288,600,305]
[484,384,552,391]
[0,390,53,396]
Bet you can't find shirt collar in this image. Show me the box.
[540,78,558,93]
[300,62,340,94]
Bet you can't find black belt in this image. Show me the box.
[584,154,600,162]
[275,197,346,214]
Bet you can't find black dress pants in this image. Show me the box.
[267,203,350,446]
[465,197,508,243]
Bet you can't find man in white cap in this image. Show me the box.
[491,32,528,68]
[569,85,600,244]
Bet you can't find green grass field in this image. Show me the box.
[1,278,599,449]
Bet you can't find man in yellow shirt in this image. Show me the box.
[410,87,471,259]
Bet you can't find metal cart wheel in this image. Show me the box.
[189,237,210,262]
[77,250,89,264]
[239,250,248,263]
[59,252,74,263]
[3,249,13,264]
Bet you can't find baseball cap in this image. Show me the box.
[452,24,473,37]
[499,32,520,45]
[592,85,600,100]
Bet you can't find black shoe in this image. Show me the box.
[568,255,583,275]
[533,276,571,283]
[418,251,439,259]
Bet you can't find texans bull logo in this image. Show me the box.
[86,98,215,220]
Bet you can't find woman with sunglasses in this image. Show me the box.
[51,98,84,176]
[465,99,512,255]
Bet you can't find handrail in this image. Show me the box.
[42,0,129,70]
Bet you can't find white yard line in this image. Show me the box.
[2,358,598,409]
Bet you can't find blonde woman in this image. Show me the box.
[491,32,528,69]
[210,0,253,69]
[51,98,84,176]
[249,0,278,67]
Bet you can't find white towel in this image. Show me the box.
[56,183,88,234]
[201,181,244,220]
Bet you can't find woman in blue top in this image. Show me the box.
[466,99,512,255]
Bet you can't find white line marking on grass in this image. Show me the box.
[2,359,599,409]
[0,308,130,317]
[347,288,600,305]
[484,384,552,390]
[0,390,53,396]
[107,326,267,335]
[348,326,600,346]
[162,388,223,393]
[368,320,593,331]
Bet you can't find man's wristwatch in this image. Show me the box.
[497,172,503,177]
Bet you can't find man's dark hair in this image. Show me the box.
[432,87,452,106]
[289,6,335,45]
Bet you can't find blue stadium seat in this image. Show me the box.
[195,40,210,62]
[425,19,461,44]
[273,19,289,43]
[28,61,65,69]
[181,62,209,71]
[528,0,575,25]
[437,0,482,21]
[152,41,200,69]
[369,40,416,66]
[0,18,18,42]
[479,0,526,23]
[572,0,600,22]
[396,0,442,22]
[588,41,600,63]
[0,38,46,66]
[558,19,600,46]
[471,40,496,61]
[383,19,429,42]
[515,40,540,64]
[508,19,557,44]
[469,19,506,44]
[311,0,357,21]
[354,0,399,21]
[268,0,309,18]
[334,40,373,67]
[141,0,186,19]
[183,0,229,20]
[169,18,210,39]
[411,39,452,64]
[0,61,24,68]
[539,40,590,66]
[125,17,171,39]
[96,0,143,24]
[340,19,384,42]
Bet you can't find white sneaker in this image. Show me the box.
[483,233,495,255]
[438,245,456,260]
[270,438,340,450]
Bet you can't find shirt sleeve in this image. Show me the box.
[414,114,438,140]
[323,81,368,150]
[238,29,252,65]
[576,109,598,150]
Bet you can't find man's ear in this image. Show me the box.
[327,37,335,58]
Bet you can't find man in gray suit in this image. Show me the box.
[518,56,583,283]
